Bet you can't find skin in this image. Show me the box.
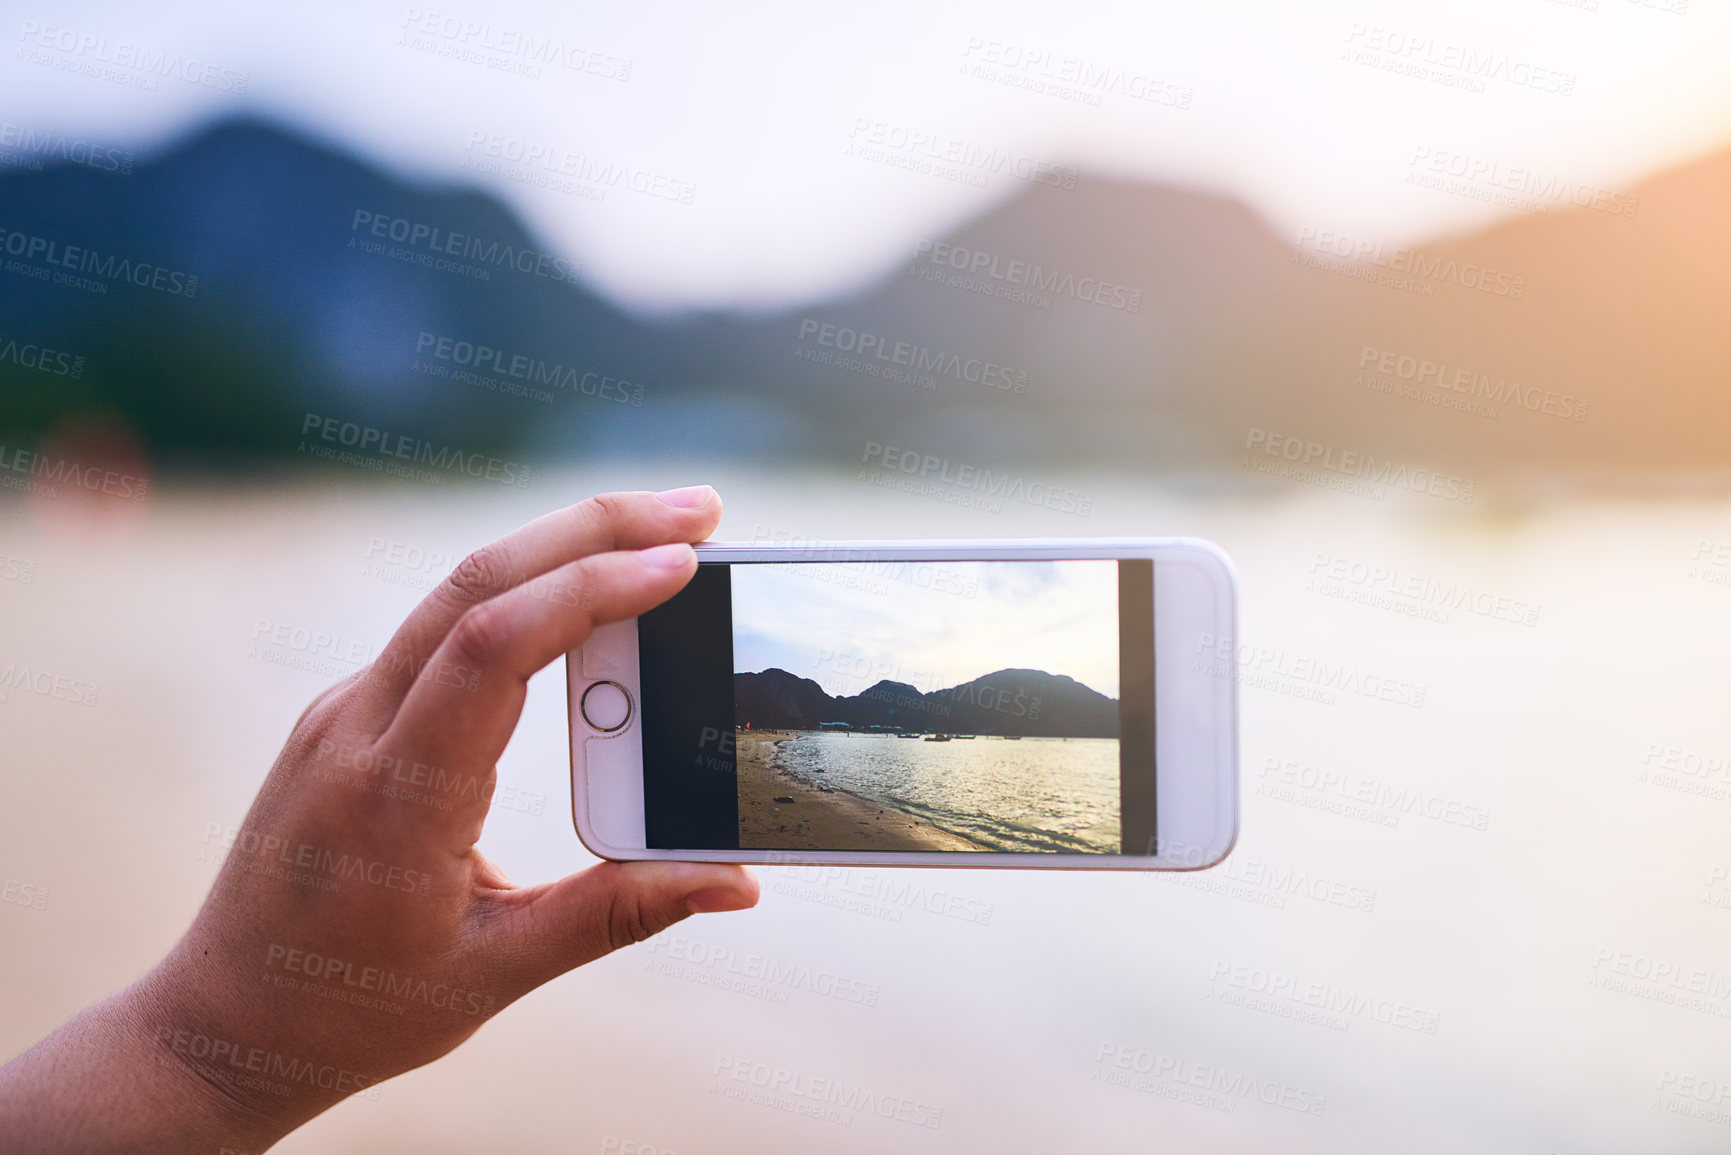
[0,486,759,1154]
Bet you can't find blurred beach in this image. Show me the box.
[4,2,1730,1148]
[5,466,1731,1152]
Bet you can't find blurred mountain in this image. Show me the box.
[736,667,1117,738]
[1,117,1726,479]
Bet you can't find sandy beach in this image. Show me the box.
[736,729,990,851]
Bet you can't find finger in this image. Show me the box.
[354,488,720,728]
[495,861,759,990]
[375,544,698,832]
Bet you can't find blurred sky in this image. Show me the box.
[6,0,1730,313]
[730,560,1121,698]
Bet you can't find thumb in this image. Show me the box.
[504,861,759,987]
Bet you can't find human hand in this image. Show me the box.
[0,487,758,1153]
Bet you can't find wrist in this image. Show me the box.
[116,966,305,1153]
[0,969,294,1154]
[125,952,353,1153]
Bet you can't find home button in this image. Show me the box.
[579,680,633,733]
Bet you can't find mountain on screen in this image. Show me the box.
[734,667,1117,738]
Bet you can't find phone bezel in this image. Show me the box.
[567,538,1237,871]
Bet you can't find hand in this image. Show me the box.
[0,487,759,1153]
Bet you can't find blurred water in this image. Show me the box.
[3,466,1731,1153]
[772,732,1121,853]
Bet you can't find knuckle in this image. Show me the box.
[291,675,355,736]
[604,890,670,953]
[445,542,515,604]
[447,602,513,670]
[530,564,598,615]
[582,491,637,536]
[282,681,356,762]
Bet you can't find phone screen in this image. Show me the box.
[636,558,1155,855]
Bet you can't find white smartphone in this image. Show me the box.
[566,538,1238,870]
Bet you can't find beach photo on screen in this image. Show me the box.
[730,559,1121,852]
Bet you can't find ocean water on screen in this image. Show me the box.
[770,731,1121,853]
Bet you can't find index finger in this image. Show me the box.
[375,543,700,844]
[353,487,720,731]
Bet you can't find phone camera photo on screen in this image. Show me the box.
[572,539,1238,870]
[637,557,1156,853]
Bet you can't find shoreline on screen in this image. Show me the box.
[737,729,991,852]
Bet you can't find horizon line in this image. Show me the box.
[737,665,1118,703]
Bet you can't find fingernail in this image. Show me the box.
[638,542,694,570]
[686,887,755,914]
[655,485,714,509]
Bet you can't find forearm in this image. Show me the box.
[0,491,752,1151]
[0,971,302,1155]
